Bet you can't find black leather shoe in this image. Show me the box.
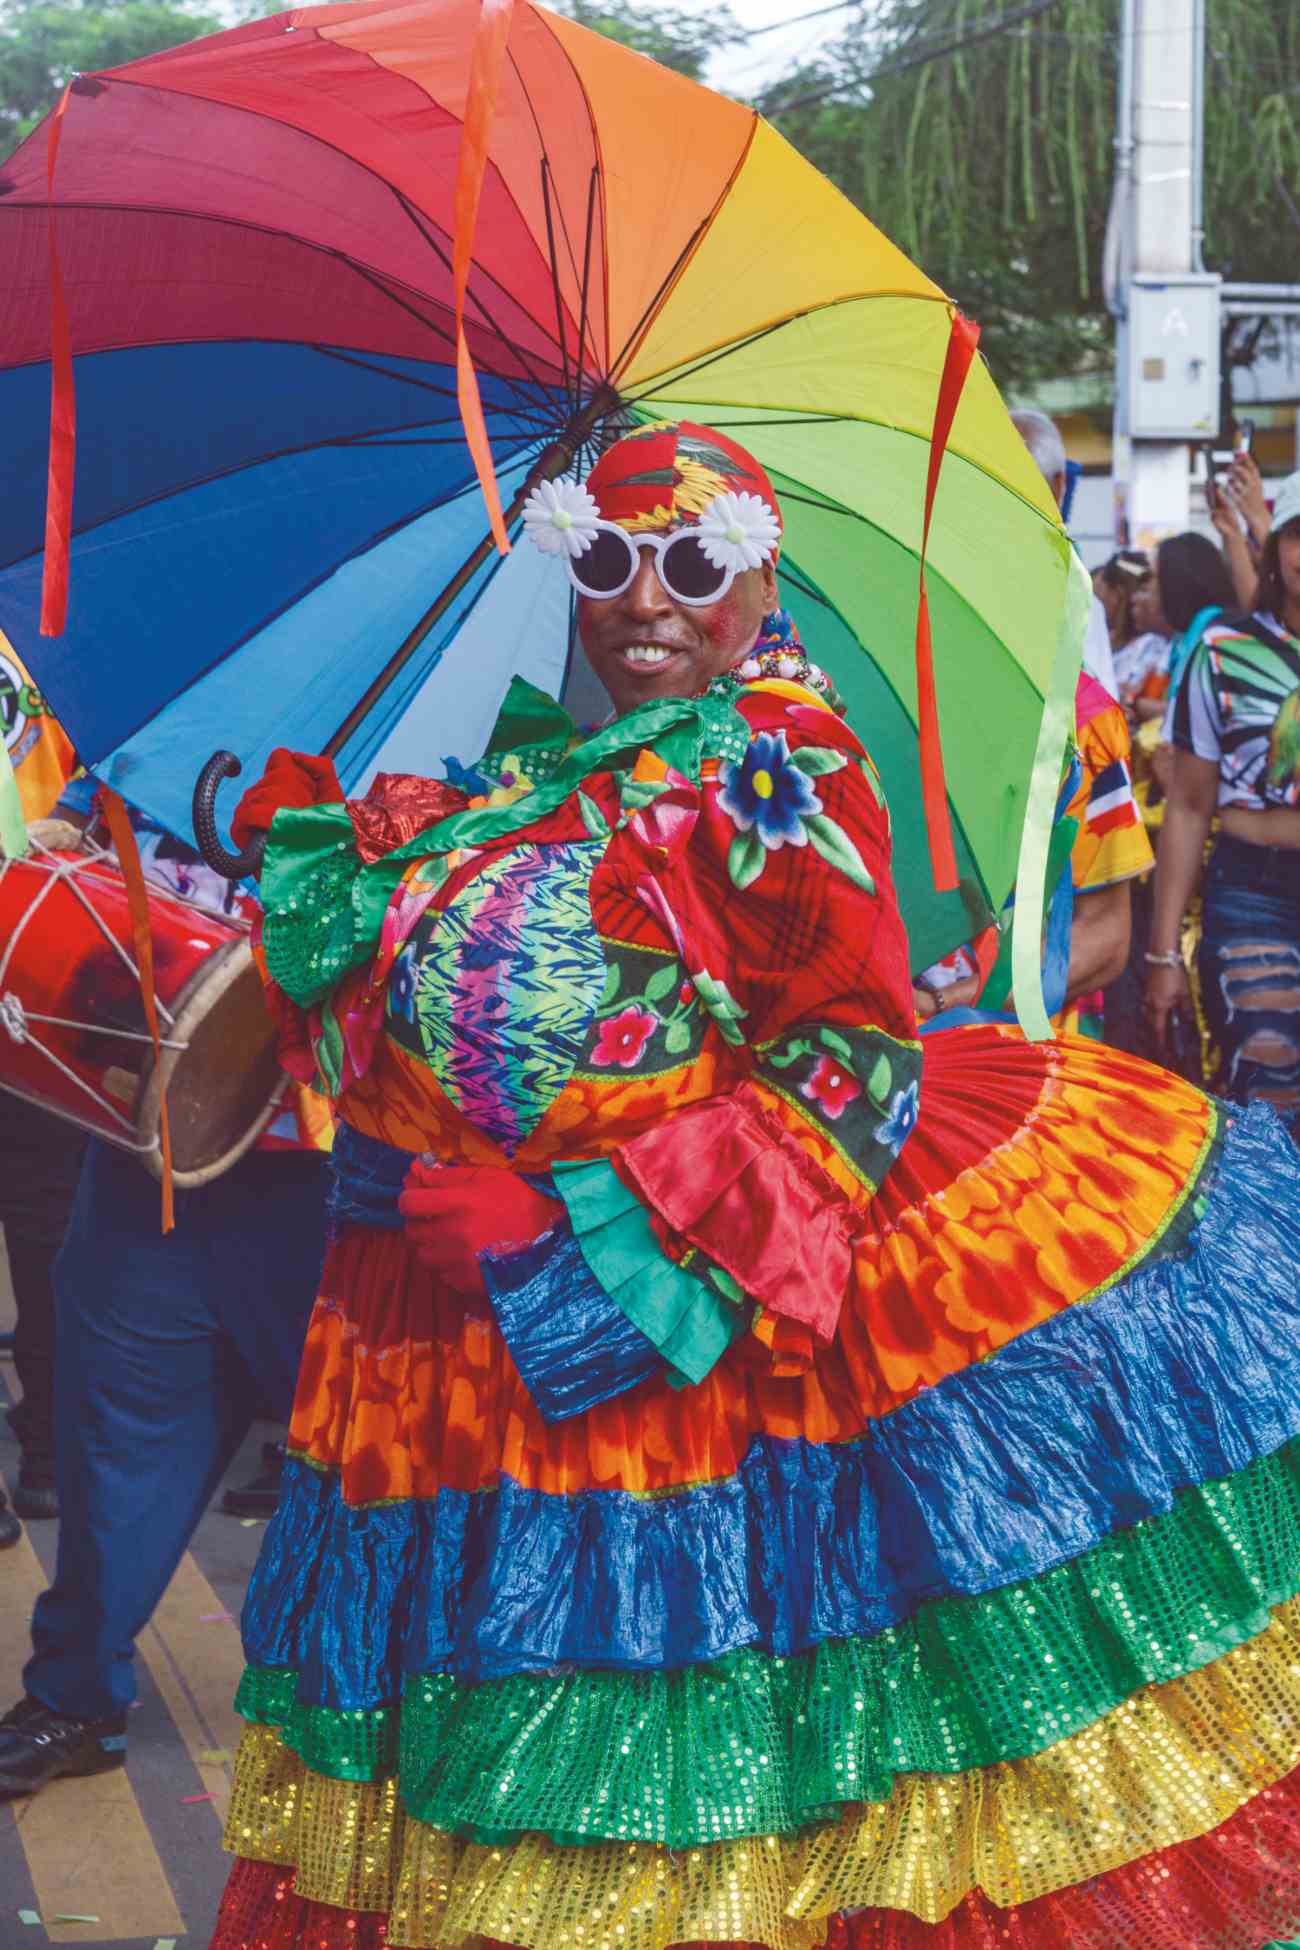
[12,1475,58,1521]
[220,1440,285,1519]
[0,1497,19,1551]
[0,1697,127,1796]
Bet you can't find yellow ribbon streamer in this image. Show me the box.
[1011,541,1091,1041]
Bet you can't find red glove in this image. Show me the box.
[231,748,344,849]
[398,1161,562,1296]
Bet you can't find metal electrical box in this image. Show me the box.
[1127,274,1221,438]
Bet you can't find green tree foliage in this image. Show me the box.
[760,0,1300,387]
[0,0,227,147]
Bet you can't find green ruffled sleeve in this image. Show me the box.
[552,1158,746,1388]
[258,804,411,1007]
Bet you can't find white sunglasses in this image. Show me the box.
[566,522,750,608]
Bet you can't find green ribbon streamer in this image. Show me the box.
[1011,542,1091,1041]
[406,680,747,860]
[0,732,28,859]
[260,681,752,1006]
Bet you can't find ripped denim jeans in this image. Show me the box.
[1199,832,1300,1136]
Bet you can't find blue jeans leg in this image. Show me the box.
[1200,835,1300,1136]
[24,1141,325,1719]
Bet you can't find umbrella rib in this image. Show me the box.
[393,187,565,408]
[604,216,715,391]
[12,70,573,417]
[679,413,852,430]
[91,441,543,768]
[310,346,556,438]
[506,45,590,313]
[605,112,760,388]
[774,552,993,909]
[540,160,574,408]
[0,412,541,573]
[572,166,599,413]
[617,312,811,413]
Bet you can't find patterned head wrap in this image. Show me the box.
[585,420,783,543]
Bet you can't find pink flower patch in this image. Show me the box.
[592,1005,659,1069]
[799,1053,862,1120]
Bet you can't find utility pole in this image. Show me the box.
[1107,0,1219,550]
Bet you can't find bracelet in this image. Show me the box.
[1144,950,1183,969]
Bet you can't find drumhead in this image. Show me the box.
[135,935,287,1187]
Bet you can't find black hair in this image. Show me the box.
[1096,548,1150,589]
[1252,520,1300,621]
[1095,549,1151,643]
[1156,531,1236,634]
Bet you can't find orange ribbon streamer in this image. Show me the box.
[915,310,981,893]
[97,785,175,1232]
[453,0,515,555]
[40,82,76,638]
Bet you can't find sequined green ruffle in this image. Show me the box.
[236,1435,1300,1847]
[260,681,752,1006]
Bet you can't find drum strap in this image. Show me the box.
[97,785,175,1231]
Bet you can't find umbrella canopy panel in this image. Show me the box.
[0,0,1075,972]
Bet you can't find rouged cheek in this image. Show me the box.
[702,592,743,648]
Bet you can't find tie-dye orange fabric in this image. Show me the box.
[292,1023,1212,1504]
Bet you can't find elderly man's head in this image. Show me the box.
[523,421,782,713]
[1010,408,1069,509]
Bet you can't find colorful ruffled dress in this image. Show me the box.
[211,669,1300,1950]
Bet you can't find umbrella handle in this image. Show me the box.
[192,750,266,881]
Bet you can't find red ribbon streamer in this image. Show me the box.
[40,82,76,637]
[915,310,981,894]
[96,785,175,1233]
[453,0,515,555]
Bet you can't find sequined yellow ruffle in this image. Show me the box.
[224,1595,1300,1944]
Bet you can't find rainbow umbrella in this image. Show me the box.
[0,0,1084,1020]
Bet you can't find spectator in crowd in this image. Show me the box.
[1093,548,1151,653]
[1095,549,1177,726]
[1137,531,1239,710]
[1104,534,1237,1064]
[1209,448,1273,609]
[1146,471,1300,1128]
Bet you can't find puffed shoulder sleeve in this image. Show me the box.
[568,685,923,1351]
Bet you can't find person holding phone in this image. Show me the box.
[1207,441,1272,609]
[1146,471,1300,1129]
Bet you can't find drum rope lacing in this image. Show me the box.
[0,832,180,1024]
[0,832,185,1148]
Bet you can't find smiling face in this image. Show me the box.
[574,420,783,712]
[577,552,778,712]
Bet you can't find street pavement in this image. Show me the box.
[0,1249,271,1950]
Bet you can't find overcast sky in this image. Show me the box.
[707,0,859,97]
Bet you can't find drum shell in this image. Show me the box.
[0,849,284,1185]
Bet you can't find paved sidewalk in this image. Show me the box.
[0,1243,271,1950]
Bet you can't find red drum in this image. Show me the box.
[0,838,285,1185]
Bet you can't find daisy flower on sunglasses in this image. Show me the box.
[521,479,602,558]
[695,491,781,573]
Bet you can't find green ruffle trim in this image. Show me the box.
[236,1435,1300,1847]
[553,1157,744,1387]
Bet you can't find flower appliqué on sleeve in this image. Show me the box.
[798,1053,862,1120]
[718,730,875,894]
[876,1078,921,1151]
[591,1004,660,1068]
